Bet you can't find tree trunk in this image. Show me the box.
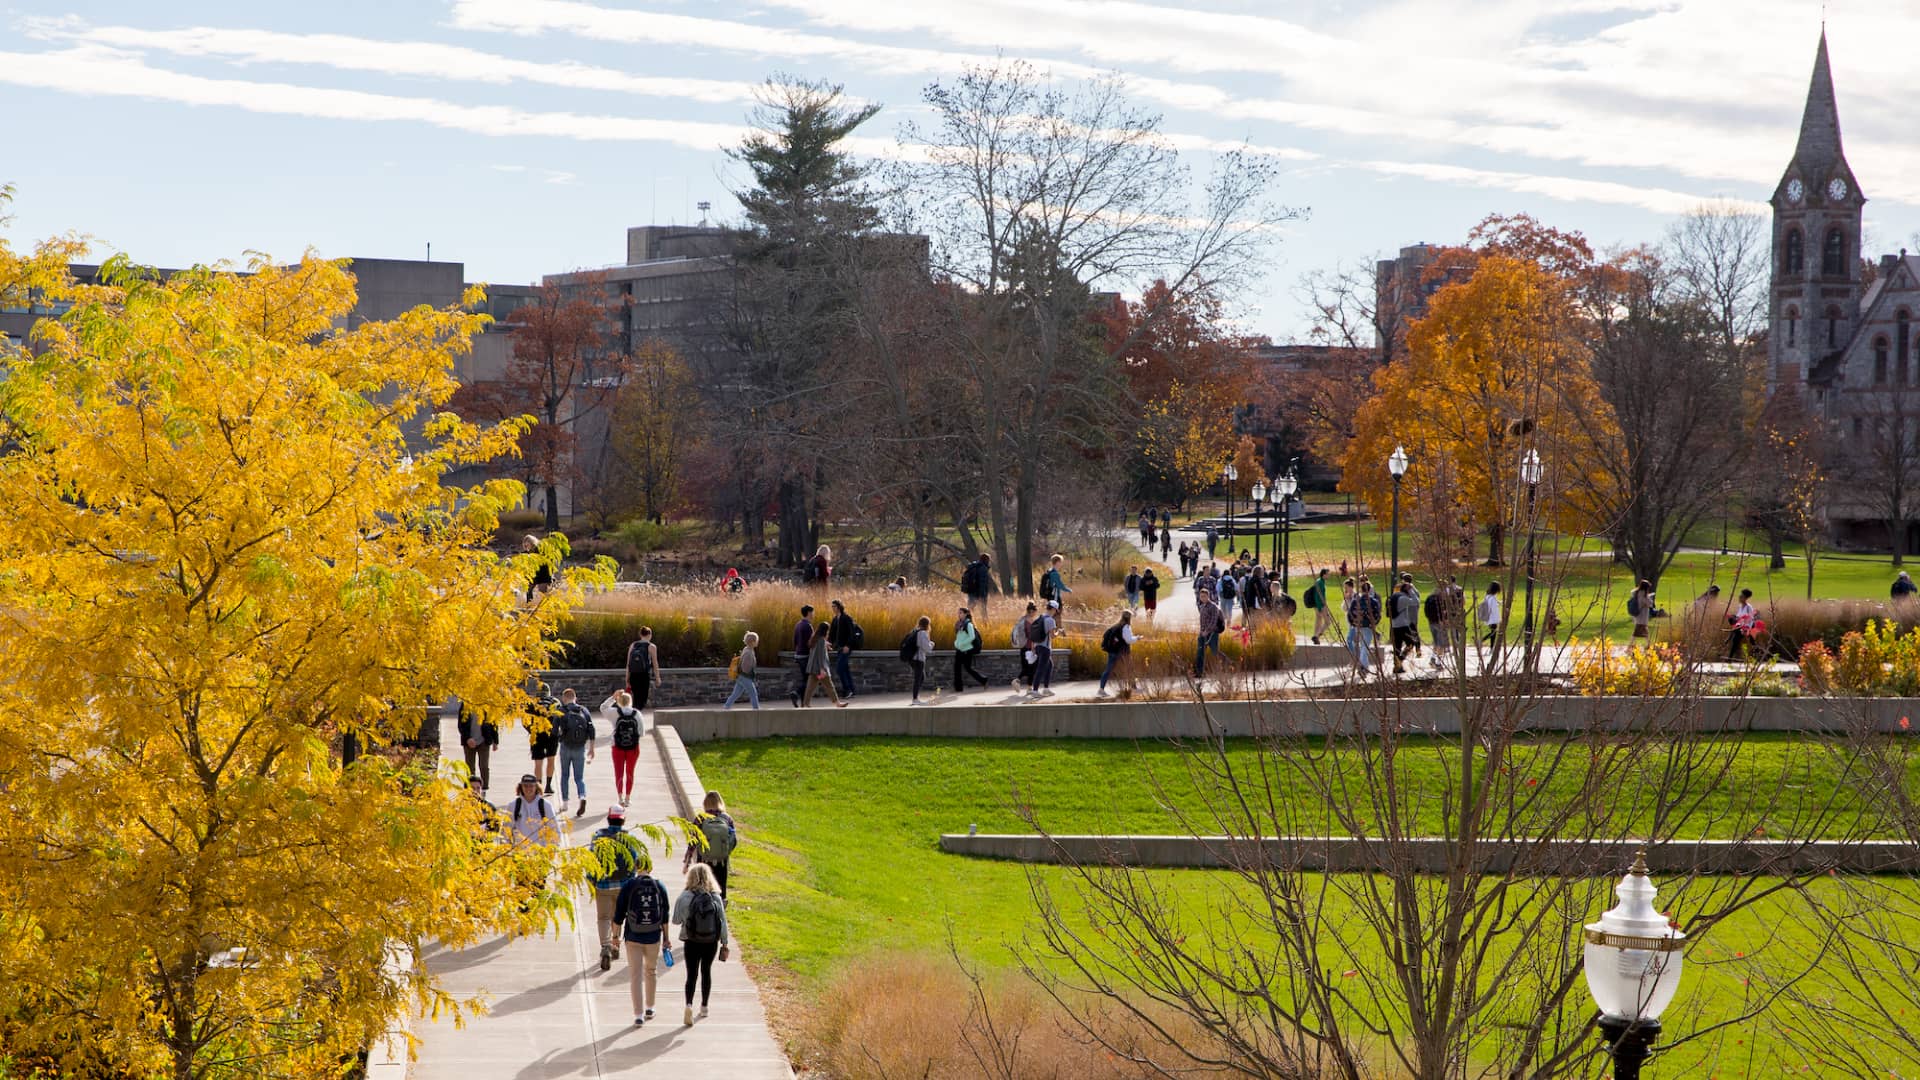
[1768,525,1787,570]
[1484,520,1505,566]
[543,483,560,533]
[1014,461,1039,597]
[1895,515,1908,566]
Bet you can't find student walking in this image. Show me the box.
[456,701,498,795]
[612,864,671,1026]
[805,544,832,588]
[1628,579,1655,641]
[1426,576,1463,668]
[787,605,816,708]
[1390,579,1421,674]
[1011,602,1036,690]
[827,599,859,701]
[528,684,559,795]
[952,608,990,691]
[1305,569,1333,644]
[682,791,739,898]
[722,633,761,709]
[904,615,935,705]
[508,773,561,850]
[1218,566,1239,626]
[1345,579,1382,677]
[607,691,643,806]
[673,863,730,1026]
[1205,525,1219,560]
[1895,572,1918,601]
[1097,610,1138,697]
[1124,566,1142,610]
[1141,568,1161,618]
[589,805,647,971]
[1039,554,1073,613]
[1028,602,1059,697]
[961,553,995,618]
[553,688,596,817]
[1159,527,1172,562]
[1194,593,1225,676]
[1728,588,1760,660]
[1478,582,1505,649]
[625,628,661,712]
[802,617,849,708]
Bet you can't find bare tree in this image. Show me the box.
[1839,386,1920,566]
[894,59,1295,595]
[1663,202,1770,362]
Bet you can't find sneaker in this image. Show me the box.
[722,704,731,710]
[644,1009,654,1021]
[699,1006,710,1018]
[1095,690,1111,699]
[634,1016,645,1027]
[576,799,587,818]
[1041,689,1055,697]
[599,945,613,972]
[543,779,553,795]
[1311,636,1320,645]
[788,691,800,707]
[684,1005,694,1026]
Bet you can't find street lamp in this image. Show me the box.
[1223,463,1239,552]
[1584,851,1685,1079]
[1520,448,1543,666]
[1277,470,1299,594]
[1387,446,1409,585]
[1250,479,1268,563]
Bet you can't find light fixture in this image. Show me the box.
[1223,463,1238,482]
[1251,480,1267,504]
[1521,448,1544,487]
[1388,445,1409,478]
[1584,851,1684,1077]
[1277,472,1298,499]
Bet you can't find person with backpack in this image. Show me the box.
[827,599,860,701]
[722,632,761,710]
[1038,554,1073,613]
[1728,587,1761,660]
[804,544,832,589]
[553,688,597,817]
[1345,578,1382,677]
[1011,601,1036,690]
[1194,592,1225,676]
[1390,578,1421,675]
[961,553,994,619]
[625,627,661,713]
[1123,566,1142,611]
[672,862,730,1026]
[952,607,990,691]
[456,701,499,796]
[681,791,738,898]
[612,859,671,1027]
[904,615,935,705]
[1205,524,1219,561]
[1027,602,1060,698]
[527,683,559,796]
[1097,610,1138,697]
[607,690,644,806]
[1218,566,1240,626]
[1305,568,1333,644]
[1895,572,1918,602]
[715,567,747,596]
[1628,579,1655,641]
[1141,568,1161,618]
[1159,526,1172,563]
[507,773,560,850]
[787,605,816,708]
[590,804,647,971]
[802,613,849,709]
[1424,577,1456,669]
[1478,581,1505,649]
[1175,541,1190,578]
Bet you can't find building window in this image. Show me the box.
[1786,306,1799,347]
[1824,227,1847,276]
[1876,338,1890,383]
[1785,227,1804,275]
[1829,305,1843,348]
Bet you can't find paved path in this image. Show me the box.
[410,712,792,1079]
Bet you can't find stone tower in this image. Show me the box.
[1770,30,1865,389]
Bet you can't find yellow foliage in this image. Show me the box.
[1137,379,1254,503]
[1568,640,1683,696]
[0,250,634,1075]
[1342,256,1619,545]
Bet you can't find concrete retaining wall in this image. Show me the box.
[653,724,704,819]
[665,694,1920,744]
[939,833,1920,875]
[537,649,1071,708]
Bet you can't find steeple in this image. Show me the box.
[1793,30,1845,172]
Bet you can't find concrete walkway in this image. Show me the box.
[410,712,793,1079]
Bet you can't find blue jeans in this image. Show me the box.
[1033,644,1054,689]
[558,743,588,802]
[833,648,855,698]
[723,676,759,708]
[1347,626,1376,672]
[1221,597,1235,625]
[1194,631,1221,675]
[1099,651,1126,691]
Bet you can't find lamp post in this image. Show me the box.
[1277,470,1298,594]
[1520,448,1543,667]
[1223,463,1239,552]
[1584,851,1685,1079]
[1250,479,1268,564]
[1387,446,1409,585]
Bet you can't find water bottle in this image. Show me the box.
[663,944,675,969]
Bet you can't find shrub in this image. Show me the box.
[1799,618,1920,697]
[1569,640,1684,697]
[1797,640,1835,693]
[609,517,699,554]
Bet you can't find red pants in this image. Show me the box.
[610,746,639,796]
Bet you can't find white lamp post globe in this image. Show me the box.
[1388,445,1409,478]
[1584,852,1685,1023]
[1278,472,1298,499]
[1223,463,1238,482]
[1521,448,1544,487]
[1251,480,1267,504]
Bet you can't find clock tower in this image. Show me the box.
[1771,30,1864,390]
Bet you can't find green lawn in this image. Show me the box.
[693,736,1912,1076]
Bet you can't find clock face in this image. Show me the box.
[1829,177,1849,201]
[1787,178,1805,204]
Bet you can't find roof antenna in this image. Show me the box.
[426,241,432,262]
[697,200,712,226]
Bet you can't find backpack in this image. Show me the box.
[697,813,737,865]
[1304,582,1322,609]
[849,621,865,649]
[1423,590,1442,624]
[624,876,666,934]
[1028,616,1049,645]
[1627,592,1643,618]
[803,558,820,582]
[1354,594,1380,627]
[557,702,594,746]
[612,706,641,751]
[593,827,641,886]
[512,795,555,823]
[1101,623,1126,654]
[727,655,741,681]
[1220,574,1237,599]
[685,891,723,944]
[961,562,984,595]
[1039,572,1057,601]
[899,631,919,662]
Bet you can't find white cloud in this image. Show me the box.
[21,18,763,104]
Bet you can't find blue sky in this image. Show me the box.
[4,1,1919,338]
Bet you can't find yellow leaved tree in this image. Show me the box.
[1137,379,1258,509]
[0,247,631,1077]
[1342,254,1619,565]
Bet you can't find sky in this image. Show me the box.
[3,1,1919,339]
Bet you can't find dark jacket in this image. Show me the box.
[827,612,856,649]
[456,705,499,748]
[612,875,671,945]
[792,617,815,659]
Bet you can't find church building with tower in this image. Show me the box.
[1771,32,1920,550]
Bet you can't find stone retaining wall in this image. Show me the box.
[537,649,1073,708]
[664,694,1920,744]
[939,833,1920,875]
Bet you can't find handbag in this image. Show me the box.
[1023,649,1036,664]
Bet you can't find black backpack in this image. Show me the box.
[1028,616,1049,645]
[850,621,865,649]
[898,631,919,662]
[612,706,641,750]
[1039,574,1056,601]
[624,876,665,934]
[1423,591,1442,624]
[1101,623,1126,653]
[558,702,594,746]
[961,562,983,595]
[685,891,723,944]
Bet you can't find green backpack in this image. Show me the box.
[697,813,738,866]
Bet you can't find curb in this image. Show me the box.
[365,945,415,1079]
[653,723,704,819]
